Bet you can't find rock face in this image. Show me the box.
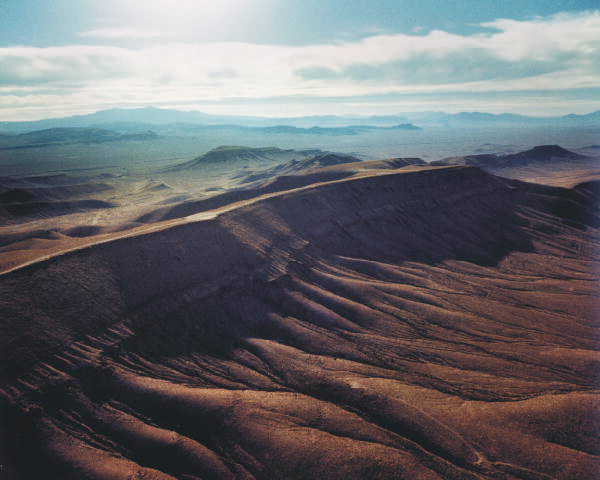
[0,166,599,479]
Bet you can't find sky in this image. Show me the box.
[1,0,599,120]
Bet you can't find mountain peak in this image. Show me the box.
[530,144,571,154]
[512,144,580,160]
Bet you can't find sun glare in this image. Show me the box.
[112,0,255,38]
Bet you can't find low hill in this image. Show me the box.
[0,172,117,224]
[236,152,363,183]
[434,145,587,168]
[432,145,599,185]
[0,127,158,150]
[161,146,323,172]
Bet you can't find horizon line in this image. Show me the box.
[2,105,600,124]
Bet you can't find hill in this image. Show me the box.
[0,127,158,150]
[161,146,323,172]
[431,144,599,185]
[434,145,586,168]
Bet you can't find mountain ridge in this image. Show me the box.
[1,107,598,134]
[432,144,590,168]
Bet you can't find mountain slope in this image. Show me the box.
[161,146,321,172]
[432,145,600,185]
[142,155,429,223]
[234,152,364,184]
[0,165,598,479]
[435,145,586,168]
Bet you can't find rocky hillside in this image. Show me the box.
[0,166,598,479]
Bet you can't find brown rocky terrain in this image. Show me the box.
[432,145,600,187]
[0,163,598,479]
[0,152,426,274]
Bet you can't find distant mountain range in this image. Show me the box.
[0,124,422,146]
[0,106,598,134]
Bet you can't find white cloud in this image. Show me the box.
[78,28,169,39]
[1,10,599,118]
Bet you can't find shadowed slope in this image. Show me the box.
[0,166,598,479]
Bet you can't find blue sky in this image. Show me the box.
[1,0,599,120]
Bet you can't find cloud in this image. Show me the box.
[78,28,168,39]
[0,46,137,85]
[295,66,339,80]
[1,10,599,118]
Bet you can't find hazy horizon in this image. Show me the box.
[3,104,600,124]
